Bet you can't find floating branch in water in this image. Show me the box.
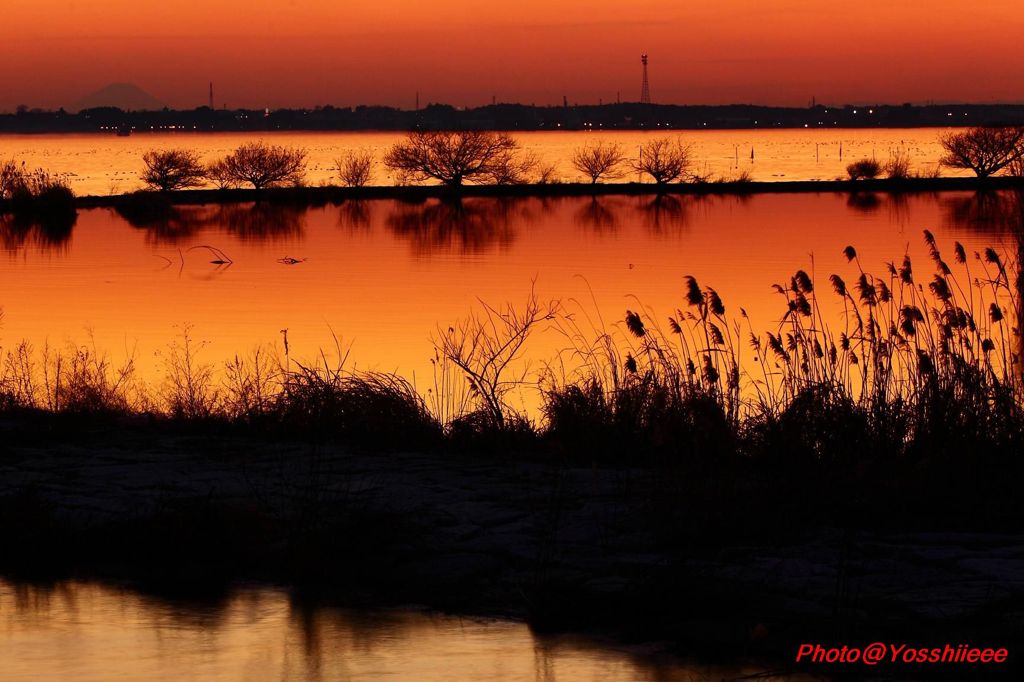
[187,244,234,265]
[277,256,308,265]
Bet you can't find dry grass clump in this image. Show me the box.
[883,149,912,179]
[0,336,142,415]
[846,158,882,180]
[272,354,442,449]
[0,229,1022,466]
[0,163,77,230]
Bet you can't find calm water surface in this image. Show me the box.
[0,191,1020,412]
[0,129,969,196]
[0,580,814,681]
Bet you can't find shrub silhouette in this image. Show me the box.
[571,142,626,184]
[846,158,882,180]
[884,149,912,179]
[939,126,1024,177]
[141,149,207,191]
[383,131,525,186]
[220,142,307,190]
[631,137,693,186]
[336,151,374,187]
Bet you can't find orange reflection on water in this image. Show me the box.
[0,579,818,681]
[0,192,1019,414]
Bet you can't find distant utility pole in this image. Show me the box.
[415,92,419,111]
[209,82,213,109]
[640,54,651,104]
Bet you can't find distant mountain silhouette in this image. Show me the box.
[72,83,165,112]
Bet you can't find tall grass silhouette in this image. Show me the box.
[1,231,1021,465]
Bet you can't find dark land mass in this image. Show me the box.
[3,101,1024,134]
[2,413,1022,680]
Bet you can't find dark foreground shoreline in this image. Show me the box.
[71,175,1024,208]
[2,413,1023,679]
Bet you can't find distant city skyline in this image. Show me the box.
[2,0,1023,111]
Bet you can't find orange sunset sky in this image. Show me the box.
[1,0,1022,111]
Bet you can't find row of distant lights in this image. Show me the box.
[98,125,200,130]
[97,108,972,133]
[566,108,971,130]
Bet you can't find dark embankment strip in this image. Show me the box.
[73,176,1024,208]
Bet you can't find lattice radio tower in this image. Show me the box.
[640,54,651,104]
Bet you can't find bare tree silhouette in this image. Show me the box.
[631,138,693,186]
[220,142,307,190]
[940,127,1024,177]
[336,151,374,187]
[140,149,207,191]
[571,142,626,184]
[483,150,539,185]
[205,159,239,189]
[383,131,528,186]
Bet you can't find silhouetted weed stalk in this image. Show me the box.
[1,232,1021,460]
[543,231,1021,463]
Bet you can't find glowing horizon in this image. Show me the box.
[1,0,1022,111]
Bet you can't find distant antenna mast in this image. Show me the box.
[209,82,214,109]
[640,54,651,104]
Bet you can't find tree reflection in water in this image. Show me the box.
[114,201,307,245]
[942,190,1024,234]
[384,197,537,255]
[638,194,704,234]
[572,197,620,232]
[215,202,307,242]
[336,199,373,232]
